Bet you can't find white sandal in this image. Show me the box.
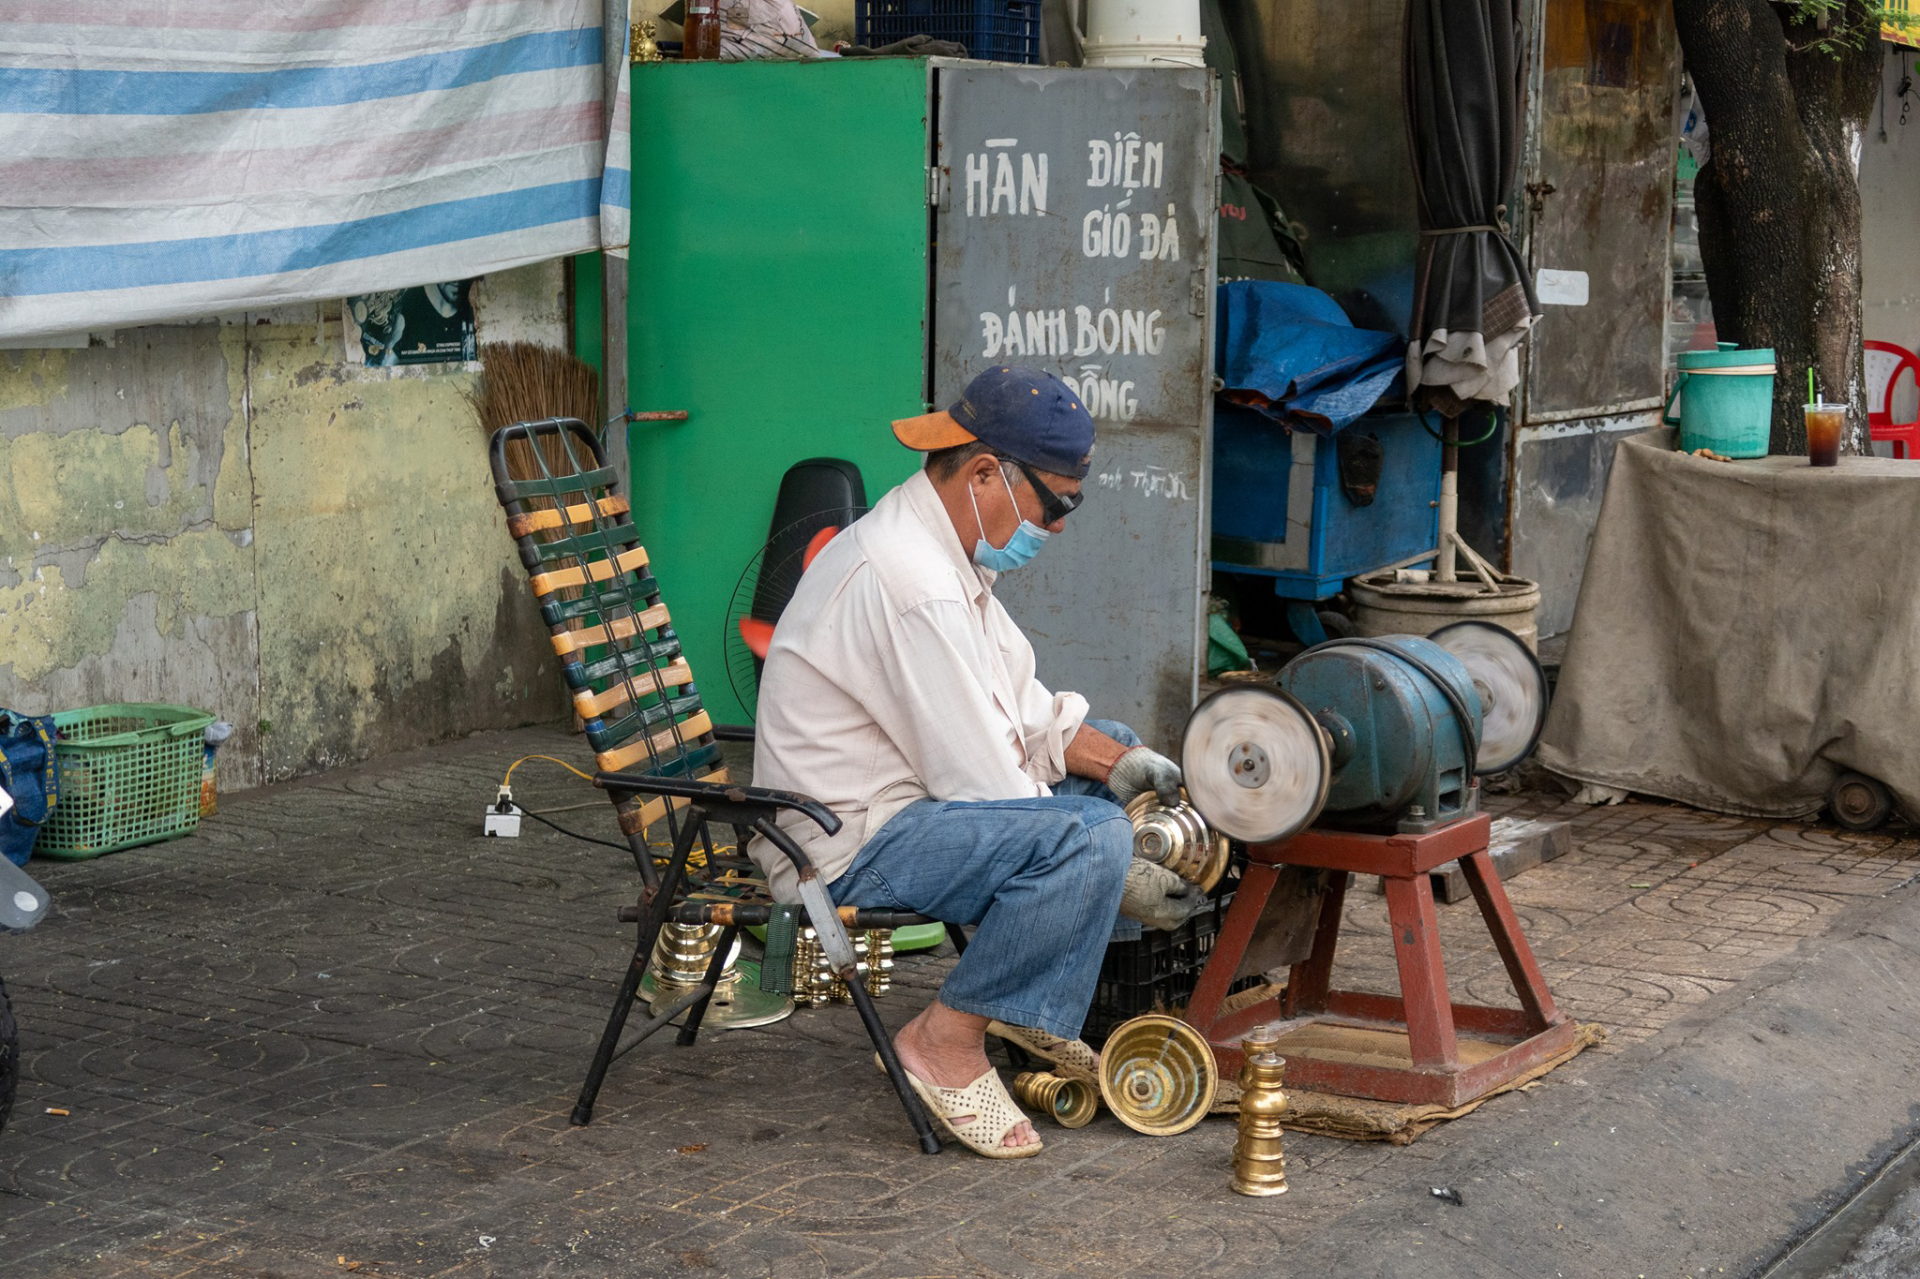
[877,1054,1043,1159]
[987,1020,1101,1084]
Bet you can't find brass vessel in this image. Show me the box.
[641,921,793,1031]
[1230,1027,1290,1197]
[1098,1013,1218,1136]
[1124,789,1232,892]
[1013,1071,1099,1128]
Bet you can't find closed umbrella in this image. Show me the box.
[1404,0,1539,583]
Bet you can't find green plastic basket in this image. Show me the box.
[38,704,216,859]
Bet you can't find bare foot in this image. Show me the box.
[894,1003,1039,1150]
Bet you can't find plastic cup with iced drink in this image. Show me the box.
[1804,402,1844,467]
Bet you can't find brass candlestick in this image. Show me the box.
[648,921,724,1007]
[1013,1071,1099,1128]
[791,927,891,1006]
[1231,1027,1290,1197]
[862,928,893,997]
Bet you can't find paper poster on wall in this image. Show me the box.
[343,282,476,366]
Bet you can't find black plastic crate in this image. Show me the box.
[856,0,1040,64]
[1082,884,1261,1046]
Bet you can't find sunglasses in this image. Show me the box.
[1011,459,1085,524]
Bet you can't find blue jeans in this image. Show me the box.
[828,720,1141,1040]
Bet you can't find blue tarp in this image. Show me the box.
[1215,281,1404,434]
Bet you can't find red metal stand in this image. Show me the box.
[1182,812,1576,1108]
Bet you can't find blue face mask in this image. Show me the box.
[970,467,1051,572]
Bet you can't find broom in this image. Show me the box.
[469,342,605,732]
[468,340,601,478]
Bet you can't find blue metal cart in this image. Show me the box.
[1211,404,1441,645]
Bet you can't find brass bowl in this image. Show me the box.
[1124,789,1232,892]
[1098,1014,1218,1137]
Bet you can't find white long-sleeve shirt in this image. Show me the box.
[747,469,1089,900]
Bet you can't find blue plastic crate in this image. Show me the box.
[856,0,1040,64]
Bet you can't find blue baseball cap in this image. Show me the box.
[893,366,1097,479]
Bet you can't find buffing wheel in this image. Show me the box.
[1428,620,1549,775]
[1180,685,1330,844]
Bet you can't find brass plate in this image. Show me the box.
[640,959,794,1032]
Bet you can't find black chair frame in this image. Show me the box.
[487,417,942,1153]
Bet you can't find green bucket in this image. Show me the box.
[1664,345,1775,458]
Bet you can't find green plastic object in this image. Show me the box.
[760,905,800,994]
[37,704,216,859]
[1663,346,1775,459]
[625,60,929,725]
[1207,612,1251,677]
[883,921,946,952]
[748,918,947,954]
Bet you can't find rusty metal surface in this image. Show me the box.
[932,64,1218,749]
[1508,411,1661,636]
[1223,0,1420,333]
[1519,0,1681,420]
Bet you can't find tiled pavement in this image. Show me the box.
[1,725,1917,1276]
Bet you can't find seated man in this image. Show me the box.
[749,365,1203,1158]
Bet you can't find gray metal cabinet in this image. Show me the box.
[931,64,1221,748]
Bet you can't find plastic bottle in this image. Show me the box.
[682,3,721,59]
[201,721,234,817]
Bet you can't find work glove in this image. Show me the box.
[1106,745,1183,807]
[1119,860,1209,932]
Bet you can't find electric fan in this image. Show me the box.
[722,512,858,719]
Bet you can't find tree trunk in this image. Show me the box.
[1672,0,1881,454]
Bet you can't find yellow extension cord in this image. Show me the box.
[499,753,740,870]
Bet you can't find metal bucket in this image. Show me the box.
[1347,574,1541,652]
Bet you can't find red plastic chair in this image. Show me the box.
[1864,340,1920,459]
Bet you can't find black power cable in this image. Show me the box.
[510,805,632,854]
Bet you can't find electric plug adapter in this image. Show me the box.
[484,785,521,836]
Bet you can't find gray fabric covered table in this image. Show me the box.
[1538,430,1920,820]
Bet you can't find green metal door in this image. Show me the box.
[626,60,932,725]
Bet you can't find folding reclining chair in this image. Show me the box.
[488,417,942,1153]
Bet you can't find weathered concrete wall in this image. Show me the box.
[0,263,571,790]
[1862,47,1920,361]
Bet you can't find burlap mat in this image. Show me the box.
[1204,984,1608,1145]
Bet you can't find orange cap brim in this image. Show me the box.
[892,409,978,452]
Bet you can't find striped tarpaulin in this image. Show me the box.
[0,0,630,341]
